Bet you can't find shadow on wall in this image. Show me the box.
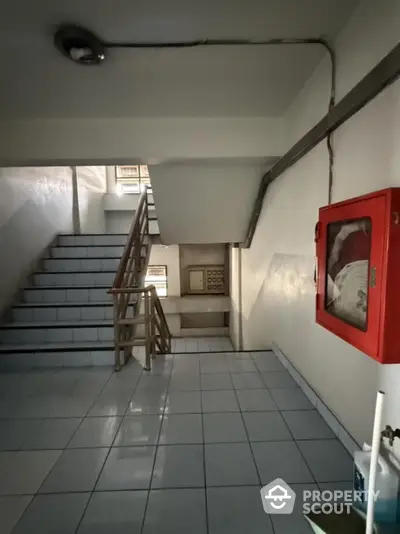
[244,253,314,350]
[0,167,73,314]
[76,166,107,234]
[78,191,106,234]
[243,251,381,447]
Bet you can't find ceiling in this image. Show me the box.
[0,0,359,120]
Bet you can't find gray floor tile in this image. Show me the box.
[13,493,90,534]
[148,359,173,376]
[39,448,108,493]
[12,493,90,534]
[203,413,248,443]
[231,373,265,390]
[21,418,82,450]
[0,397,53,419]
[261,371,299,389]
[151,445,205,488]
[143,488,207,534]
[227,359,257,373]
[78,491,148,534]
[253,352,285,371]
[270,388,314,410]
[200,360,229,374]
[251,441,314,484]
[282,410,336,440]
[0,452,15,471]
[0,450,61,495]
[68,417,122,448]
[159,414,203,444]
[0,419,42,450]
[113,415,162,446]
[270,483,317,534]
[165,391,202,414]
[100,379,139,398]
[207,486,274,534]
[96,446,156,490]
[205,443,259,486]
[172,360,200,374]
[243,412,293,441]
[297,440,353,482]
[169,374,200,391]
[0,496,33,534]
[226,351,252,359]
[200,374,233,390]
[88,393,131,417]
[48,395,95,418]
[201,391,239,413]
[136,376,169,394]
[236,389,278,412]
[127,391,166,415]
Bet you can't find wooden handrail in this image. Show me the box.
[112,188,148,289]
[109,190,171,371]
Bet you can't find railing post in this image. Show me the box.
[150,296,156,360]
[144,291,151,371]
[113,294,121,371]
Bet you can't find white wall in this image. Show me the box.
[0,118,283,166]
[229,246,241,350]
[0,167,73,313]
[239,0,400,457]
[76,166,106,234]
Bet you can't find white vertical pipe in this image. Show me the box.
[366,390,385,534]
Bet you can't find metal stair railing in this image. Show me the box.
[108,188,171,370]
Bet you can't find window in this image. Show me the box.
[145,266,167,297]
[115,165,151,194]
[324,218,372,330]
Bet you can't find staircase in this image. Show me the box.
[0,190,171,371]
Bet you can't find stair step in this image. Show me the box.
[0,321,114,344]
[0,231,154,369]
[58,234,128,247]
[43,254,146,273]
[33,271,116,287]
[0,340,114,352]
[0,341,116,369]
[12,302,120,322]
[1,320,113,329]
[23,286,114,303]
[43,258,120,272]
[50,246,124,258]
[14,301,114,307]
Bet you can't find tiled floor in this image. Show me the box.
[0,348,354,534]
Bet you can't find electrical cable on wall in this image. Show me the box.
[54,24,336,204]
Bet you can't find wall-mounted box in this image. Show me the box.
[185,265,226,295]
[315,188,400,364]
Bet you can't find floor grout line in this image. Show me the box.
[73,365,144,533]
[139,354,173,534]
[200,364,210,534]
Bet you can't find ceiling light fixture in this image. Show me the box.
[54,25,105,65]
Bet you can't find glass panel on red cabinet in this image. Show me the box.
[324,218,372,330]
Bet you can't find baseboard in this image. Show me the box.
[271,341,360,456]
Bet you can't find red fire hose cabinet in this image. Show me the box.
[315,188,400,364]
